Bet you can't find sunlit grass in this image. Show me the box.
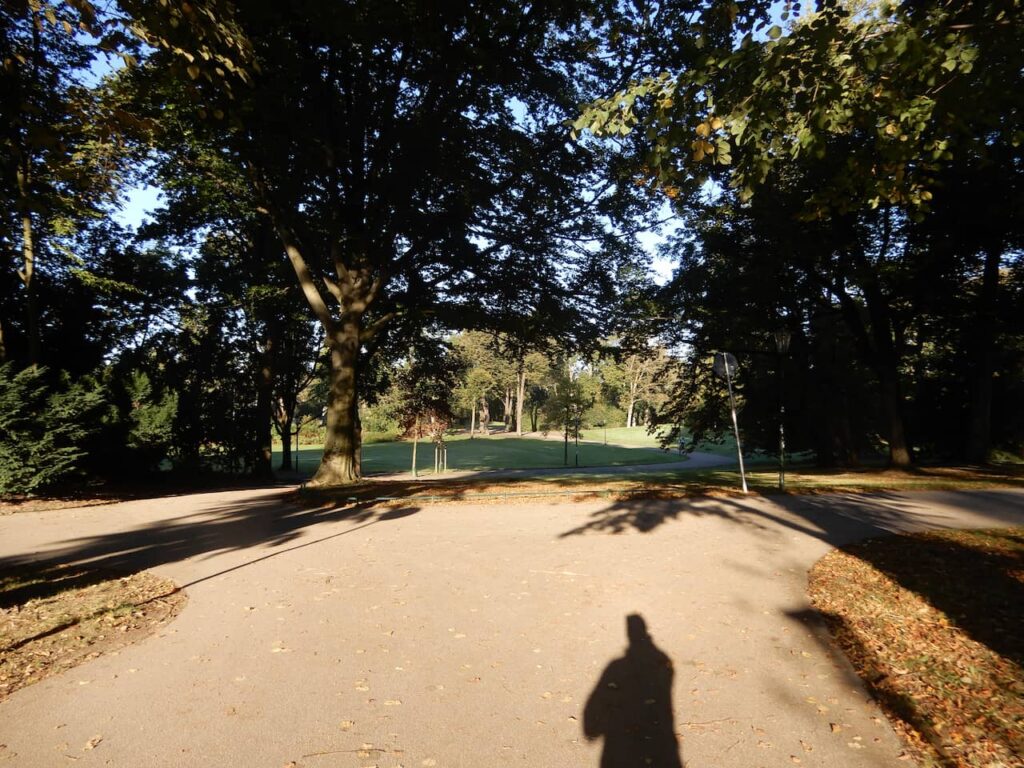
[273,433,689,477]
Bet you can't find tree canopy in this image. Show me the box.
[0,0,1022,494]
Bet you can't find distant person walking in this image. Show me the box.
[583,614,683,768]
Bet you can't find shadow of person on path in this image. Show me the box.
[583,614,683,768]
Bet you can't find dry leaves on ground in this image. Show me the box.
[0,563,186,701]
[809,528,1024,768]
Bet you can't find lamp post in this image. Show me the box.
[773,328,791,491]
[574,409,580,467]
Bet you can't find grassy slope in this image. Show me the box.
[578,425,781,462]
[275,433,689,477]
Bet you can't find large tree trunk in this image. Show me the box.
[16,17,41,368]
[19,209,40,368]
[503,386,513,431]
[965,244,1001,463]
[308,322,361,486]
[470,402,476,438]
[844,242,913,468]
[809,313,859,468]
[411,417,419,477]
[863,297,912,468]
[274,222,376,486]
[515,361,526,436]
[479,397,490,434]
[255,332,274,478]
[878,369,912,467]
[279,424,293,470]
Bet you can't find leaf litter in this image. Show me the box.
[0,563,186,702]
[809,528,1024,768]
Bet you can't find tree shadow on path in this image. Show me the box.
[0,490,420,601]
[584,614,684,768]
[559,489,1024,548]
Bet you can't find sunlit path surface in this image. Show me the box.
[1,488,1021,766]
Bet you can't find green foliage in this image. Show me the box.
[394,344,465,443]
[120,0,655,482]
[360,399,400,435]
[0,365,106,495]
[584,402,627,430]
[538,361,599,435]
[124,371,178,470]
[578,1,1024,218]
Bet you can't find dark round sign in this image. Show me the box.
[712,351,738,378]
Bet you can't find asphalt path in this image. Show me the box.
[1,487,1021,767]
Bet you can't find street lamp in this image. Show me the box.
[773,328,791,491]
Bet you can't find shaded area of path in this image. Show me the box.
[0,487,1020,767]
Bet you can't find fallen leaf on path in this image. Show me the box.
[83,736,102,751]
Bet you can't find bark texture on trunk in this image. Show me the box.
[279,427,293,471]
[16,16,42,369]
[965,244,1001,463]
[836,244,913,468]
[272,217,381,486]
[411,417,419,477]
[308,324,361,486]
[864,304,912,468]
[515,363,526,436]
[19,209,40,368]
[255,333,274,478]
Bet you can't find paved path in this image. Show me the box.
[0,488,1021,767]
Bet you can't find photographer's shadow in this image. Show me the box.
[583,614,683,768]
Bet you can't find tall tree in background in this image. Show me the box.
[125,0,649,485]
[1,1,131,368]
[579,0,1024,465]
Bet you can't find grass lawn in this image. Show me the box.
[577,425,671,447]
[809,528,1024,767]
[275,428,781,478]
[577,425,786,465]
[274,433,689,477]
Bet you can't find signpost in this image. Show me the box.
[773,329,791,491]
[713,352,748,493]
